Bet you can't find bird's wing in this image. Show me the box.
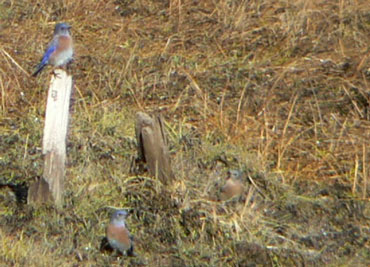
[40,38,59,65]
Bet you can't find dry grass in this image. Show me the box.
[0,0,369,266]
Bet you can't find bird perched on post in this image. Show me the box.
[106,210,135,257]
[32,23,73,76]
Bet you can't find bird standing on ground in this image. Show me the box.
[32,23,73,76]
[220,170,245,200]
[106,210,135,257]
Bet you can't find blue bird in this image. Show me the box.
[106,210,135,256]
[32,23,73,76]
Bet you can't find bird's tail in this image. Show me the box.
[32,63,46,77]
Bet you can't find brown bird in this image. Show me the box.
[220,170,245,200]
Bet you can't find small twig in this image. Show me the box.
[247,175,267,199]
[1,48,30,76]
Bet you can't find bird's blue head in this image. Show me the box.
[111,209,129,223]
[54,23,71,35]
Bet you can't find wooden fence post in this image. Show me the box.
[28,69,72,207]
[135,112,174,184]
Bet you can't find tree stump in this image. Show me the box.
[135,112,174,184]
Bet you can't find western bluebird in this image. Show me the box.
[32,23,73,76]
[106,210,135,256]
[220,170,245,200]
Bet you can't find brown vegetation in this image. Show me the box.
[0,0,369,266]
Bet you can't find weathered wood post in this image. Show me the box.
[28,69,72,207]
[135,112,174,184]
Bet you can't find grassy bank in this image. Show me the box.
[1,0,369,266]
